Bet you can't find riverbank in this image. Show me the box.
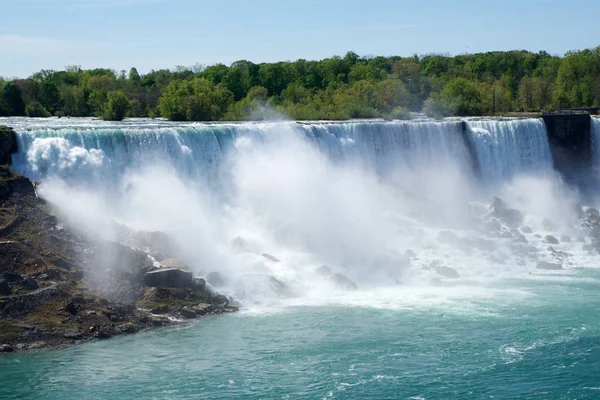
[0,126,237,353]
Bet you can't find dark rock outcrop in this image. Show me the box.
[261,253,281,263]
[144,268,193,288]
[206,271,225,288]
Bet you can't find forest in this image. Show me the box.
[0,47,599,121]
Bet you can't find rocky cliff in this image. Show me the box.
[0,126,237,353]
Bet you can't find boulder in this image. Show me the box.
[192,278,206,290]
[261,253,281,263]
[586,208,600,218]
[22,277,39,291]
[206,271,225,288]
[331,273,358,291]
[489,197,523,228]
[521,226,533,234]
[180,307,197,319]
[231,236,250,252]
[433,266,460,279]
[544,235,559,245]
[536,261,563,271]
[513,234,528,244]
[192,303,212,316]
[315,265,332,277]
[143,268,193,288]
[0,344,14,353]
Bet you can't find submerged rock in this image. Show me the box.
[544,235,559,245]
[261,253,281,263]
[536,261,563,271]
[331,273,358,291]
[433,266,460,279]
[143,268,193,288]
[315,265,332,277]
[206,271,225,288]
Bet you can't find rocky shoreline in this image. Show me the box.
[0,126,237,353]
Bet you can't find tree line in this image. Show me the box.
[0,47,599,121]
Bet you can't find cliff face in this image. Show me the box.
[0,126,236,353]
[542,114,592,189]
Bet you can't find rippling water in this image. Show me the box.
[3,269,600,399]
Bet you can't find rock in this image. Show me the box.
[0,344,14,353]
[192,278,206,290]
[231,236,249,252]
[180,307,197,319]
[192,303,212,316]
[514,234,528,244]
[433,266,460,279]
[586,208,600,218]
[3,273,22,283]
[261,253,281,263]
[544,235,559,245]
[489,197,523,228]
[151,305,170,314]
[22,277,39,290]
[534,234,542,239]
[560,235,571,243]
[118,323,137,333]
[536,261,563,271]
[315,265,332,277]
[331,273,358,291]
[143,268,193,288]
[206,271,225,288]
[0,279,10,295]
[521,226,533,234]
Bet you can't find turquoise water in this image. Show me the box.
[3,271,600,399]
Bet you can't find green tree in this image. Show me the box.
[102,91,130,121]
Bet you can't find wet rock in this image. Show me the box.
[0,344,14,353]
[331,273,358,291]
[118,323,137,333]
[3,273,22,283]
[433,266,460,279]
[144,268,193,288]
[206,271,225,288]
[261,253,281,263]
[586,208,600,218]
[536,261,563,271]
[192,303,212,316]
[180,307,197,319]
[544,235,559,245]
[489,197,523,228]
[192,278,206,290]
[521,226,533,234]
[315,265,332,277]
[560,235,571,243]
[151,305,170,314]
[534,234,542,239]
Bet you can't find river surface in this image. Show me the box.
[2,269,600,399]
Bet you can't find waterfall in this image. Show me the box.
[465,118,553,181]
[591,117,600,165]
[10,119,473,187]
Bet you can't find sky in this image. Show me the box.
[1,0,598,78]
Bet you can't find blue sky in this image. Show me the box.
[1,0,598,78]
